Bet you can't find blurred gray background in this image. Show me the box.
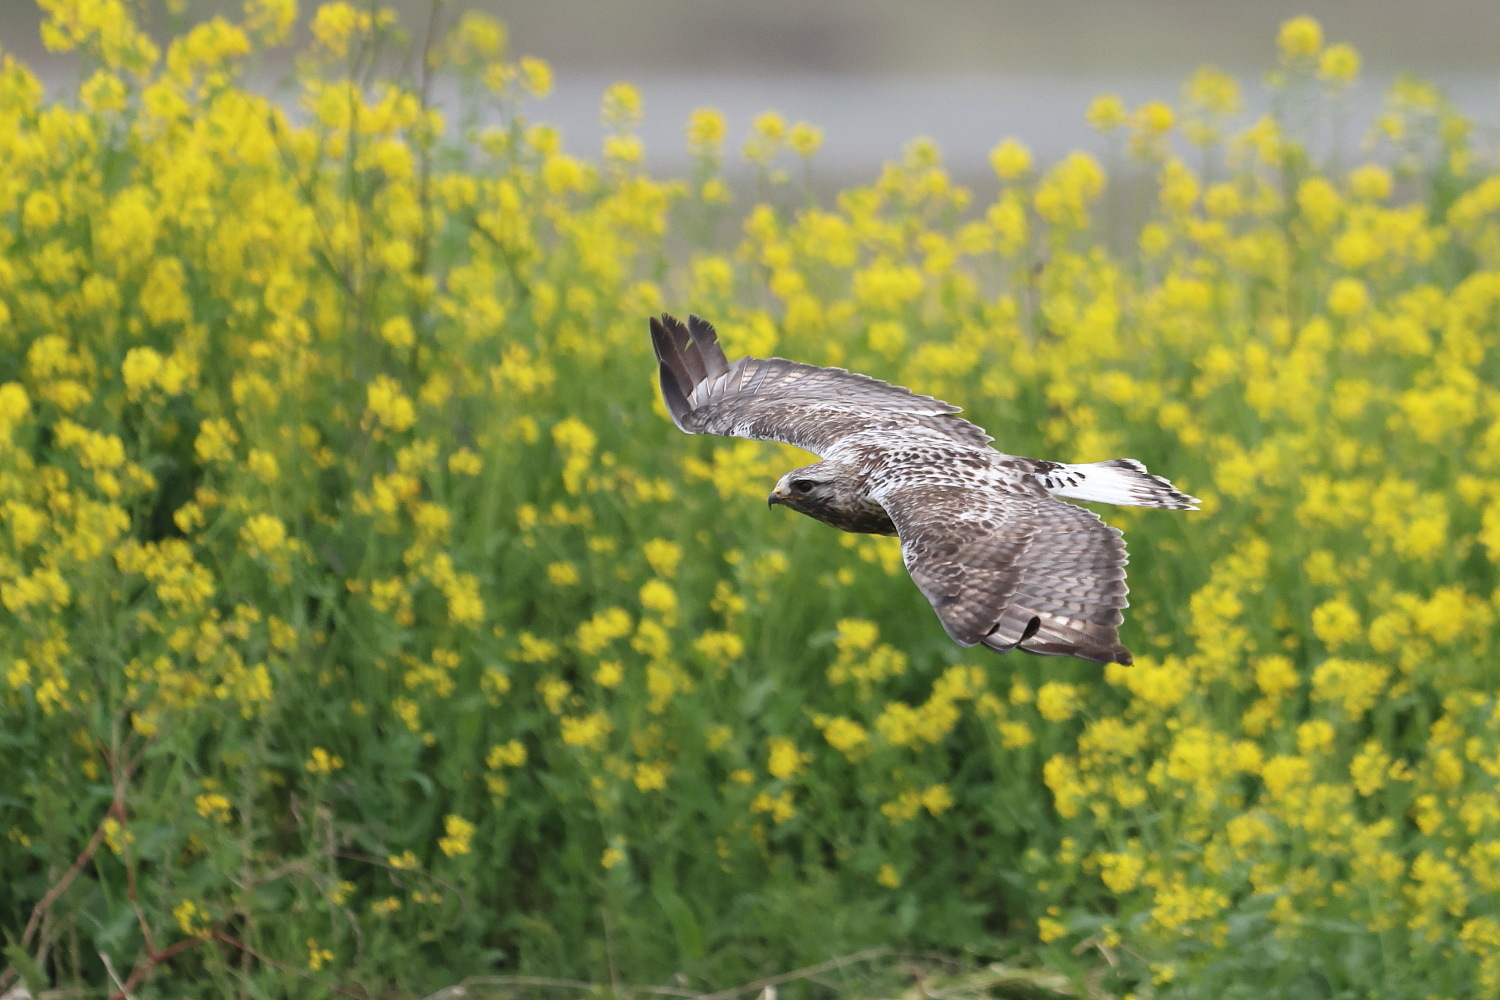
[5,0,1498,181]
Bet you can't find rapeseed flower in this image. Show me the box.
[437,814,475,857]
[1278,16,1324,61]
[989,138,1032,180]
[1319,42,1361,83]
[1086,94,1127,132]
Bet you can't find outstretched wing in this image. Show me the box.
[650,313,991,455]
[871,478,1133,666]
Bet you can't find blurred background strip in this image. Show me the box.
[6,0,1498,180]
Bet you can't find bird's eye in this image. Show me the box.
[791,479,815,494]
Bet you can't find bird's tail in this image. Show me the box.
[1042,459,1199,510]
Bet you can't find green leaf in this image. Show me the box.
[651,871,705,962]
[3,936,49,994]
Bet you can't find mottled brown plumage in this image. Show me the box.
[650,313,1198,665]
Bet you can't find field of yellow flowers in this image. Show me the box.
[2,3,1498,997]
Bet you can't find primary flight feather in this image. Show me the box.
[650,313,1198,666]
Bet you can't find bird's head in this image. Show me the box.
[768,461,896,534]
[768,464,836,517]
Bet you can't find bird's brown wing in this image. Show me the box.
[872,480,1133,665]
[650,313,992,455]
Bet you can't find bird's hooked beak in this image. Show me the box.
[768,484,788,509]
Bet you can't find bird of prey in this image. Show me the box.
[649,313,1197,665]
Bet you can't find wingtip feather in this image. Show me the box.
[651,314,697,428]
[658,361,691,427]
[687,314,730,379]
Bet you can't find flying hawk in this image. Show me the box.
[650,314,1197,665]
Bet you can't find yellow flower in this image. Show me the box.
[686,107,726,152]
[591,660,624,688]
[307,938,334,971]
[1203,182,1243,218]
[604,134,642,164]
[1297,176,1342,231]
[1312,659,1390,718]
[788,121,823,159]
[998,721,1034,748]
[102,816,133,853]
[700,177,730,204]
[366,375,417,433]
[744,110,788,164]
[852,259,923,312]
[638,579,678,623]
[751,789,797,823]
[643,538,682,578]
[1036,681,1081,722]
[1254,654,1299,698]
[575,608,632,654]
[79,68,127,110]
[194,792,232,821]
[751,110,786,143]
[380,315,416,350]
[989,138,1032,180]
[1116,655,1191,709]
[1296,718,1335,755]
[311,1,376,59]
[766,736,806,780]
[1347,164,1392,201]
[449,10,505,64]
[560,711,612,750]
[633,761,668,792]
[448,448,482,475]
[1149,878,1229,935]
[1327,277,1369,316]
[140,257,192,324]
[519,57,552,98]
[821,716,868,756]
[246,449,280,484]
[245,0,296,45]
[1086,94,1127,132]
[370,896,401,916]
[22,190,61,232]
[173,899,206,937]
[305,747,343,774]
[1277,16,1324,61]
[1184,65,1242,115]
[1311,597,1361,648]
[0,383,31,436]
[1319,43,1360,83]
[1098,851,1145,893]
[1034,152,1105,228]
[601,82,643,127]
[552,416,597,493]
[438,814,475,857]
[692,630,743,664]
[486,740,527,768]
[241,513,290,557]
[1135,101,1175,134]
[547,561,580,587]
[920,784,954,815]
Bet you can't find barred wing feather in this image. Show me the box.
[872,480,1134,666]
[650,314,991,455]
